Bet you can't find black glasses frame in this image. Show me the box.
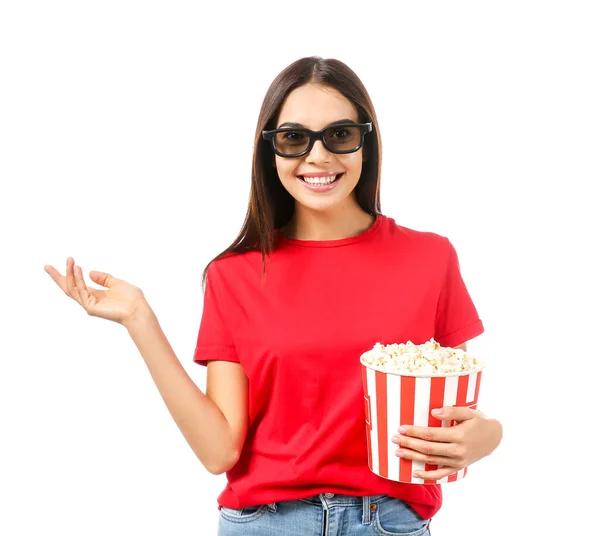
[262,122,373,158]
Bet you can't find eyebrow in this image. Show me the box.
[277,118,356,129]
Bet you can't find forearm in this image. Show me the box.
[124,306,238,474]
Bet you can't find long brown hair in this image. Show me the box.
[201,56,383,290]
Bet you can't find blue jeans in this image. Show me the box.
[217,493,432,536]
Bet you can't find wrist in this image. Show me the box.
[124,300,156,333]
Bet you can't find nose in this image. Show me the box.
[305,139,331,163]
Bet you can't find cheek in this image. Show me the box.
[341,154,364,180]
[343,150,363,168]
[275,159,297,180]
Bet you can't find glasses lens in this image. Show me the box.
[274,130,310,156]
[324,125,361,152]
[273,126,362,156]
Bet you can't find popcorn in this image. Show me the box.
[360,338,486,484]
[360,338,481,376]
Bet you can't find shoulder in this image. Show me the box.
[206,250,247,278]
[205,249,266,288]
[380,214,452,256]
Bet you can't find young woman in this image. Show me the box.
[45,56,503,536]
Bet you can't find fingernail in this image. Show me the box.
[391,435,401,442]
[432,408,443,416]
[398,426,408,434]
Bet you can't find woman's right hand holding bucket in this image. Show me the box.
[44,257,150,329]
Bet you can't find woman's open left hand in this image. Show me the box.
[391,407,503,481]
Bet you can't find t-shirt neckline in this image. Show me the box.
[276,213,384,248]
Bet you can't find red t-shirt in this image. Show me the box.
[193,213,484,520]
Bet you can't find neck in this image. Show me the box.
[280,202,375,241]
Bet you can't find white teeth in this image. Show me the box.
[300,174,339,185]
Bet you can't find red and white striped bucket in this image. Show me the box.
[360,354,484,485]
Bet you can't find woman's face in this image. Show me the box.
[273,83,365,213]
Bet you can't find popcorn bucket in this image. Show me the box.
[360,353,485,485]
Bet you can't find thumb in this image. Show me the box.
[89,270,119,288]
[431,406,478,422]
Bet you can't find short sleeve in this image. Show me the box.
[434,238,484,348]
[193,262,239,367]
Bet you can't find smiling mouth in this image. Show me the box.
[297,173,344,183]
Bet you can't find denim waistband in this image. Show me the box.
[271,493,390,525]
[296,493,388,507]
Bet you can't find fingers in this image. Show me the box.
[45,258,86,305]
[44,264,67,294]
[413,465,461,481]
[65,257,77,299]
[396,424,457,443]
[431,406,480,422]
[395,447,459,469]
[89,270,114,289]
[73,264,91,308]
[392,433,457,458]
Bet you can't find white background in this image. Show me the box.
[1,1,598,534]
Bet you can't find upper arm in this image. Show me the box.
[434,238,484,347]
[206,360,249,458]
